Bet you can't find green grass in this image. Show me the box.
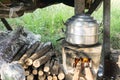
[0,1,120,48]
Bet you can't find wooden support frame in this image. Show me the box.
[100,0,111,79]
[96,0,111,79]
[103,0,111,58]
[74,0,85,14]
[1,18,13,30]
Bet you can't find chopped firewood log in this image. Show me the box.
[32,69,38,75]
[72,60,81,80]
[25,42,52,66]
[43,60,51,72]
[38,74,46,80]
[62,47,68,74]
[33,51,55,68]
[25,67,32,76]
[38,69,44,76]
[52,74,58,80]
[79,77,86,80]
[51,60,60,75]
[84,67,94,80]
[25,70,30,76]
[23,64,28,69]
[12,44,28,61]
[58,65,65,80]
[35,42,44,52]
[19,41,40,65]
[47,75,53,80]
[27,74,34,80]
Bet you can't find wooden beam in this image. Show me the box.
[1,18,13,30]
[74,0,85,14]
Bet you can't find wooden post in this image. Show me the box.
[103,0,111,57]
[74,0,85,14]
[102,0,111,79]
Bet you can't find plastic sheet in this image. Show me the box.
[0,62,25,80]
[0,27,41,79]
[0,27,41,62]
[0,27,25,62]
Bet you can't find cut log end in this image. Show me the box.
[52,74,58,80]
[58,73,65,80]
[23,64,28,69]
[18,60,24,65]
[27,74,34,80]
[44,66,50,72]
[32,69,38,75]
[25,58,33,66]
[33,60,40,68]
[25,70,30,76]
[47,75,53,80]
[38,70,44,76]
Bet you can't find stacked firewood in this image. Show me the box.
[11,41,65,80]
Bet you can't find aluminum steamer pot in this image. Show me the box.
[65,14,99,45]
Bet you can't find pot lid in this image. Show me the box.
[65,14,97,26]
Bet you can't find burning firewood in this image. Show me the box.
[84,67,94,80]
[72,60,82,80]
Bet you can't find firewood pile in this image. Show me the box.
[0,27,66,80]
[18,42,66,80]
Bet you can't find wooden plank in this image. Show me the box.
[74,0,85,14]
